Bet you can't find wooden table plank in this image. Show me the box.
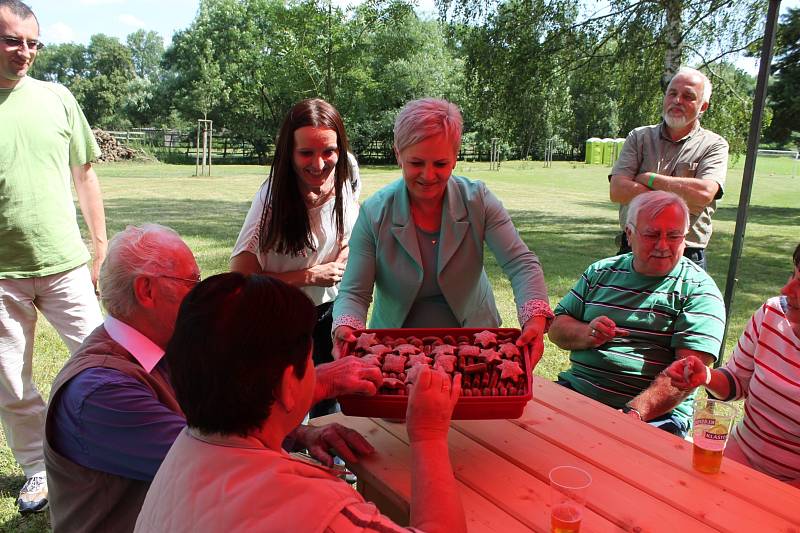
[370,418,622,532]
[522,378,800,531]
[452,418,710,533]
[311,415,535,532]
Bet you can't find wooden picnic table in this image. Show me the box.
[312,376,800,532]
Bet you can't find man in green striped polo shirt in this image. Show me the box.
[548,191,725,437]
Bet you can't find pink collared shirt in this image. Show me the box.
[104,315,164,373]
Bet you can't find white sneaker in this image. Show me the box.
[17,472,48,514]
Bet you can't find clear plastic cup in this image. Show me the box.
[549,466,591,533]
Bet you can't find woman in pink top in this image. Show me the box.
[667,242,800,486]
[135,273,467,533]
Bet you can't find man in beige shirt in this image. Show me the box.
[609,67,729,270]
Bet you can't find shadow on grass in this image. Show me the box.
[103,198,250,239]
[0,513,49,533]
[88,198,253,274]
[508,209,623,280]
[714,204,800,226]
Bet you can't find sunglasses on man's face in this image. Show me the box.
[1,36,45,51]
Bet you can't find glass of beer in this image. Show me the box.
[692,398,738,474]
[549,466,591,533]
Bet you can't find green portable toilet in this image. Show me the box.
[601,138,614,166]
[612,138,626,164]
[585,138,602,164]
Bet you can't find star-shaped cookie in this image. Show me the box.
[355,332,378,350]
[474,330,497,348]
[431,344,456,356]
[457,345,481,357]
[498,343,520,358]
[407,353,433,367]
[479,349,502,364]
[383,354,407,374]
[498,359,524,382]
[433,354,457,373]
[367,344,392,356]
[394,343,421,356]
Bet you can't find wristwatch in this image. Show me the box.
[621,404,643,420]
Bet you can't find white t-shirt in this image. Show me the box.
[231,153,360,306]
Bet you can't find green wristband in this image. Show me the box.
[647,173,656,189]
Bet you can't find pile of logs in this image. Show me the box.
[92,129,137,162]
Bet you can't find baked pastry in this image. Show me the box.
[355,332,378,350]
[383,354,407,374]
[498,359,523,382]
[473,330,497,348]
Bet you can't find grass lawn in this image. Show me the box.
[1,156,797,531]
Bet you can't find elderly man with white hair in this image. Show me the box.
[43,224,382,533]
[548,191,726,437]
[609,66,729,270]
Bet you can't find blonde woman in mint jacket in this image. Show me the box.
[332,98,553,365]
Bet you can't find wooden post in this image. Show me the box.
[195,119,213,176]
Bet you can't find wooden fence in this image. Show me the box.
[106,128,583,164]
[107,128,259,161]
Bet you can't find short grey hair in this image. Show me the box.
[393,98,463,155]
[671,67,712,105]
[99,224,186,320]
[626,191,690,231]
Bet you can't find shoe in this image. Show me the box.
[17,472,48,514]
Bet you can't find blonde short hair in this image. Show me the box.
[393,98,463,155]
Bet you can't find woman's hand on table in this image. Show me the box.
[332,325,357,359]
[314,357,383,403]
[307,261,346,287]
[293,423,374,467]
[406,367,461,443]
[518,316,547,369]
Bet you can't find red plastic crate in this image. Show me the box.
[337,327,532,420]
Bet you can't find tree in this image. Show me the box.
[441,0,580,157]
[162,0,462,162]
[701,61,761,156]
[341,1,464,155]
[764,7,800,147]
[30,42,88,87]
[30,36,136,128]
[437,0,769,154]
[80,34,136,127]
[126,30,165,82]
[163,0,320,162]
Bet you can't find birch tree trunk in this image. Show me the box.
[661,0,684,90]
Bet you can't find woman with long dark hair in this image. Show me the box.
[231,98,359,415]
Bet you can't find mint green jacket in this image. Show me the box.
[332,176,548,329]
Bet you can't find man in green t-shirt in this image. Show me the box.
[0,0,106,514]
[548,191,725,438]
